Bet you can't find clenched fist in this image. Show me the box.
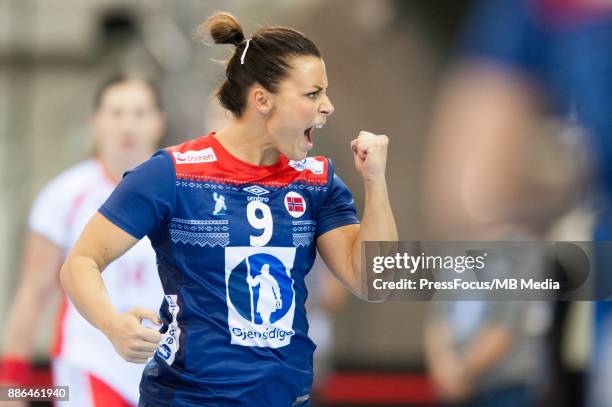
[350,131,389,182]
[102,307,162,364]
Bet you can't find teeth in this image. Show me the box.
[315,124,323,129]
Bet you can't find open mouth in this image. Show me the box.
[304,126,313,147]
[303,123,323,151]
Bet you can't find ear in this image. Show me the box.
[249,85,273,114]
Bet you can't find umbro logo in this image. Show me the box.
[244,185,270,202]
[243,185,270,196]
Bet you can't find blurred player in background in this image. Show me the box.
[60,12,396,407]
[0,74,165,406]
[424,0,612,406]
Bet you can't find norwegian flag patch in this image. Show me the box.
[284,192,306,218]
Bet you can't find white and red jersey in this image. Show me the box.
[28,159,163,405]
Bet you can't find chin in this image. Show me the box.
[290,151,308,161]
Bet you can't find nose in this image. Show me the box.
[319,95,334,117]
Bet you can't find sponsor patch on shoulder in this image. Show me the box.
[288,157,324,175]
[173,147,217,164]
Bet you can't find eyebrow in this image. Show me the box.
[308,85,326,91]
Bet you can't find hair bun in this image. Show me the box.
[199,12,245,47]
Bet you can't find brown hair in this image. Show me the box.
[199,12,321,117]
[93,74,162,111]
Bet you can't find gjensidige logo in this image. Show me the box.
[225,247,296,348]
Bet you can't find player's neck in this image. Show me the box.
[214,119,280,167]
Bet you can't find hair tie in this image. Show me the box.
[240,39,251,65]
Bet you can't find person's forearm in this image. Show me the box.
[59,255,119,335]
[361,178,397,240]
[424,321,458,369]
[461,325,513,380]
[351,177,398,285]
[2,288,47,358]
[2,233,63,358]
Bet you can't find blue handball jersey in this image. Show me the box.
[99,133,359,407]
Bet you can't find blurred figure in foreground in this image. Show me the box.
[0,75,165,406]
[424,232,552,407]
[424,0,594,239]
[424,0,612,405]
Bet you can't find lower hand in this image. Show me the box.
[102,308,161,364]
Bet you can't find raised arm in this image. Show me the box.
[60,212,161,364]
[317,131,397,298]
